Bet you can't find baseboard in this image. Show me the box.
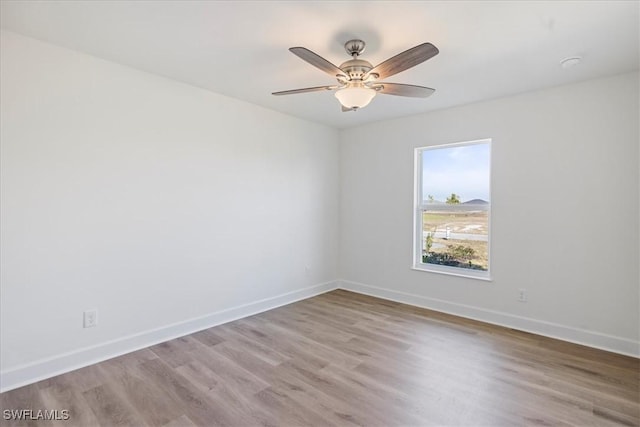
[339,279,640,358]
[0,281,339,393]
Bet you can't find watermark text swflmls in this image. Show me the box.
[3,409,70,421]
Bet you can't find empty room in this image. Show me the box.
[1,1,638,426]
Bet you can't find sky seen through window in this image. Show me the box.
[421,143,490,203]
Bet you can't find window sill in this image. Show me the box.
[411,264,493,282]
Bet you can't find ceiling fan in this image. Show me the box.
[272,39,439,112]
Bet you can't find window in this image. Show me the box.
[413,139,491,279]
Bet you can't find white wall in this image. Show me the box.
[0,31,340,387]
[339,72,639,355]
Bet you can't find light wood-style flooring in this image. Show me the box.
[1,290,639,426]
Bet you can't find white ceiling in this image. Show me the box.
[1,1,638,129]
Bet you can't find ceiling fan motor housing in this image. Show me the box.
[340,39,374,81]
[339,58,374,81]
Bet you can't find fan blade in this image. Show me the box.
[341,106,356,112]
[366,43,439,80]
[289,47,347,78]
[272,85,337,96]
[374,83,435,98]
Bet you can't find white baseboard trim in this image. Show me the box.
[0,281,338,393]
[339,279,640,358]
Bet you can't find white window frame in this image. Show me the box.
[412,139,492,281]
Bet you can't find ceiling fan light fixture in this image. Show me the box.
[334,86,377,109]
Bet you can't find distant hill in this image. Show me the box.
[463,199,489,205]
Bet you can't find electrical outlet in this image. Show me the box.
[83,309,98,328]
[518,289,527,302]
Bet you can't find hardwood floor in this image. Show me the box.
[1,290,638,426]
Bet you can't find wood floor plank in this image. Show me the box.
[252,386,336,427]
[1,289,638,426]
[136,358,238,426]
[176,356,280,427]
[185,340,271,396]
[174,360,220,395]
[148,336,200,368]
[266,370,379,427]
[242,315,363,370]
[190,329,226,348]
[225,319,331,370]
[82,384,147,427]
[321,361,516,427]
[97,358,183,426]
[36,364,106,394]
[38,383,101,427]
[160,414,197,427]
[0,384,52,427]
[211,324,290,366]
